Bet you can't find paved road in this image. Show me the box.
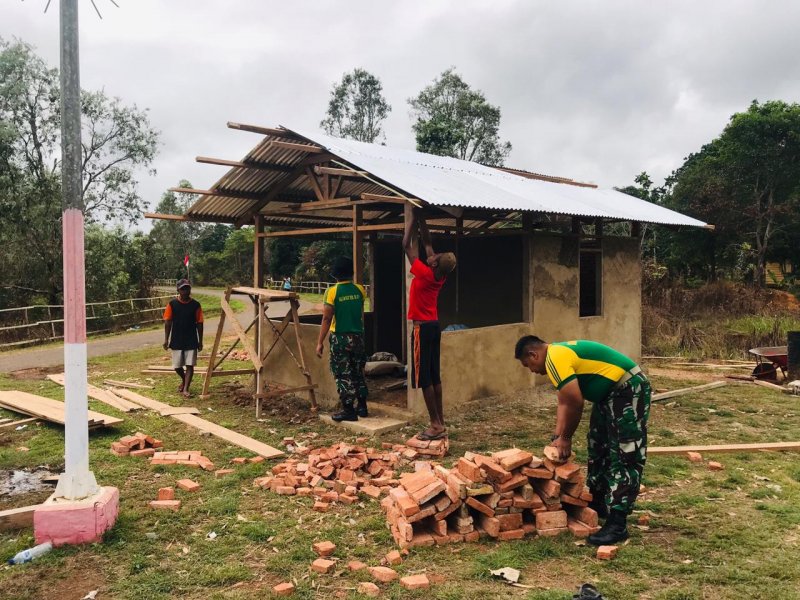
[0,288,316,374]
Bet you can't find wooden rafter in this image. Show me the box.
[226,122,300,138]
[314,165,369,178]
[195,156,294,173]
[169,187,262,201]
[259,196,406,215]
[272,140,324,153]
[305,167,326,202]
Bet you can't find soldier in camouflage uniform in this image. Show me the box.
[515,335,651,546]
[316,257,368,422]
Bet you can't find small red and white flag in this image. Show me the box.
[184,254,190,267]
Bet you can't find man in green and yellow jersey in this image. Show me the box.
[514,335,651,546]
[316,256,368,422]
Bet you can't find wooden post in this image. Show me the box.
[201,288,228,398]
[290,298,318,412]
[521,213,533,323]
[455,217,463,319]
[353,206,364,284]
[253,214,264,288]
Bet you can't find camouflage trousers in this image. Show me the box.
[329,333,368,410]
[586,373,651,515]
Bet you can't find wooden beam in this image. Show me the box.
[651,381,727,402]
[254,214,264,288]
[272,140,324,154]
[226,122,299,138]
[0,417,38,429]
[360,193,417,205]
[314,165,369,178]
[259,197,402,215]
[305,167,326,202]
[353,206,364,284]
[169,187,263,201]
[0,505,37,531]
[649,441,800,455]
[260,222,455,238]
[144,212,190,221]
[195,156,294,173]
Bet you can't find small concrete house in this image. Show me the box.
[150,123,707,416]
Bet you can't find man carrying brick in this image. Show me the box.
[316,256,368,422]
[403,204,456,441]
[163,279,203,397]
[514,335,651,546]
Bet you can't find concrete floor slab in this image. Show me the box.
[318,414,407,436]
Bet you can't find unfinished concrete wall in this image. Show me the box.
[407,322,535,416]
[530,233,641,361]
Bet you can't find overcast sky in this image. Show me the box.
[5,0,800,227]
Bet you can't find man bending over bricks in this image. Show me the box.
[163,279,204,397]
[316,256,368,422]
[403,204,457,441]
[514,335,651,545]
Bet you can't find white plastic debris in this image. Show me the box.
[490,567,521,583]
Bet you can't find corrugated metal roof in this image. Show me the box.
[288,128,707,228]
[183,124,706,228]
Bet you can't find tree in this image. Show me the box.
[409,68,511,165]
[0,38,159,306]
[146,182,201,279]
[667,100,800,286]
[321,68,391,143]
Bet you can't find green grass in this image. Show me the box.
[1,357,800,598]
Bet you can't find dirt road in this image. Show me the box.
[0,288,315,374]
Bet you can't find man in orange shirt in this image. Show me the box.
[163,279,204,397]
[403,205,456,440]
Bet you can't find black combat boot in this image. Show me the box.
[331,406,358,422]
[572,583,605,600]
[356,401,369,418]
[587,509,629,546]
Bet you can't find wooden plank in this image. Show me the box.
[0,417,38,429]
[103,380,153,390]
[0,505,37,532]
[47,374,142,412]
[651,381,727,402]
[0,391,123,427]
[360,193,418,205]
[220,301,262,370]
[259,198,384,215]
[169,187,263,201]
[650,442,800,455]
[230,286,296,299]
[255,384,317,399]
[261,222,404,238]
[143,212,191,221]
[159,406,200,416]
[314,165,368,178]
[305,166,326,202]
[110,389,283,458]
[753,380,787,392]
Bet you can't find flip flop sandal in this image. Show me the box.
[416,430,447,441]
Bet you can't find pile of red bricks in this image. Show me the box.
[403,435,449,459]
[253,440,434,510]
[110,432,163,457]
[148,450,215,471]
[381,447,601,549]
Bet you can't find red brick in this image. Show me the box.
[361,485,382,498]
[248,456,265,464]
[369,566,398,582]
[464,530,480,542]
[176,479,200,492]
[400,574,430,589]
[384,549,402,565]
[522,466,553,479]
[497,512,523,531]
[157,487,175,501]
[560,494,588,507]
[567,519,598,538]
[477,513,500,537]
[400,471,438,494]
[554,462,582,483]
[410,479,445,504]
[466,497,495,517]
[339,494,358,505]
[312,501,330,512]
[637,514,650,526]
[119,435,142,449]
[230,457,247,464]
[456,458,484,482]
[568,506,599,527]
[472,455,512,483]
[597,545,618,560]
[538,526,568,537]
[312,541,336,557]
[215,469,234,477]
[149,500,180,511]
[130,448,155,458]
[311,558,336,573]
[497,473,529,493]
[357,582,381,597]
[492,448,535,471]
[708,461,724,471]
[687,451,703,463]
[273,581,295,596]
[535,510,567,530]
[498,528,525,540]
[110,441,130,454]
[347,560,367,571]
[276,486,296,495]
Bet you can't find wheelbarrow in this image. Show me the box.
[749,346,788,381]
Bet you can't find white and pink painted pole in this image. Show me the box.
[52,0,98,501]
[34,0,118,547]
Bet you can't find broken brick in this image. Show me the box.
[176,479,200,492]
[272,582,295,596]
[368,566,398,582]
[347,560,367,571]
[149,500,180,511]
[708,461,724,471]
[357,582,381,597]
[157,487,175,501]
[686,451,703,463]
[311,558,336,573]
[214,469,234,477]
[384,549,402,565]
[400,574,430,590]
[312,541,336,557]
[597,545,618,560]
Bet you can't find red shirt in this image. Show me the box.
[408,259,445,321]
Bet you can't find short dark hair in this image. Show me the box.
[514,335,546,359]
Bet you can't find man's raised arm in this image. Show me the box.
[402,202,419,263]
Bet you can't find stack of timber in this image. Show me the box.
[47,373,143,412]
[382,447,599,549]
[0,390,123,429]
[254,441,426,509]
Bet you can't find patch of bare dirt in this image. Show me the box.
[2,554,107,600]
[646,366,727,383]
[9,365,63,380]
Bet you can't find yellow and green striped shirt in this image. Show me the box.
[323,281,366,334]
[545,340,637,403]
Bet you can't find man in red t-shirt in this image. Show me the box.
[403,204,457,440]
